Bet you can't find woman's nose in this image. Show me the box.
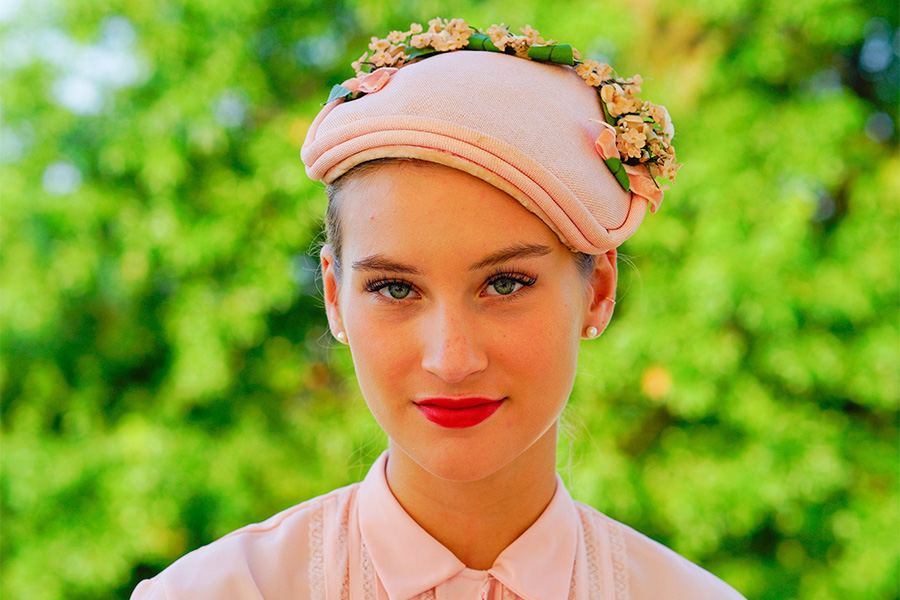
[420,306,488,384]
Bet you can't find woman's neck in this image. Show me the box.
[384,425,559,570]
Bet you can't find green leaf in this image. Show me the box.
[325,84,353,104]
[404,46,442,60]
[604,156,630,190]
[613,166,631,191]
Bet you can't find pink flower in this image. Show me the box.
[486,24,512,51]
[621,127,646,146]
[386,30,406,44]
[623,162,664,214]
[519,24,545,45]
[600,83,635,117]
[593,127,618,160]
[341,67,398,95]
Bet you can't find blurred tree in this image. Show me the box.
[1,0,897,599]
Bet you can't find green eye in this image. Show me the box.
[380,283,413,299]
[488,278,521,296]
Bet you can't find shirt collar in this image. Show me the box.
[357,451,578,600]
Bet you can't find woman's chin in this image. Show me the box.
[390,437,514,483]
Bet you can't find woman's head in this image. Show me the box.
[303,19,679,480]
[319,159,617,481]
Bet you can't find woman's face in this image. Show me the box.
[321,162,617,482]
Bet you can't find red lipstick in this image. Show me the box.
[414,397,505,429]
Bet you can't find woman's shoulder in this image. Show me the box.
[130,481,360,600]
[573,501,747,600]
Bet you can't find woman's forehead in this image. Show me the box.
[337,162,567,264]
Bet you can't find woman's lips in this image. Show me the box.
[414,397,505,429]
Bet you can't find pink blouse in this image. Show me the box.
[131,452,746,599]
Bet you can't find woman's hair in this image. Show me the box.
[323,157,596,279]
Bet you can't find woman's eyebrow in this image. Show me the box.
[468,243,552,271]
[351,243,552,275]
[351,254,423,275]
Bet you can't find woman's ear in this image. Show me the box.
[584,249,618,337]
[320,244,346,341]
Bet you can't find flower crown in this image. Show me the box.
[326,18,681,195]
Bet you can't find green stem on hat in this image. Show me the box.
[526,44,574,66]
[465,33,502,52]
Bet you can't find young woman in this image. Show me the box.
[132,19,746,600]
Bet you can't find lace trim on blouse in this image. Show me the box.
[360,539,376,600]
[336,491,353,600]
[607,517,631,599]
[309,497,326,600]
[576,503,605,599]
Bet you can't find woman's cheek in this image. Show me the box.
[496,314,563,375]
[349,308,415,381]
[534,305,582,384]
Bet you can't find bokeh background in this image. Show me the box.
[2,0,898,598]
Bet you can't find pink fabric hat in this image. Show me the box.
[301,49,659,254]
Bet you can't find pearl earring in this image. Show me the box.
[585,326,599,339]
[335,331,347,343]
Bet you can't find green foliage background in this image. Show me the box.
[2,0,898,598]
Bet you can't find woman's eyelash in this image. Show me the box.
[361,269,538,300]
[362,277,414,294]
[485,269,538,288]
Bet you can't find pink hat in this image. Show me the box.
[302,44,674,254]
